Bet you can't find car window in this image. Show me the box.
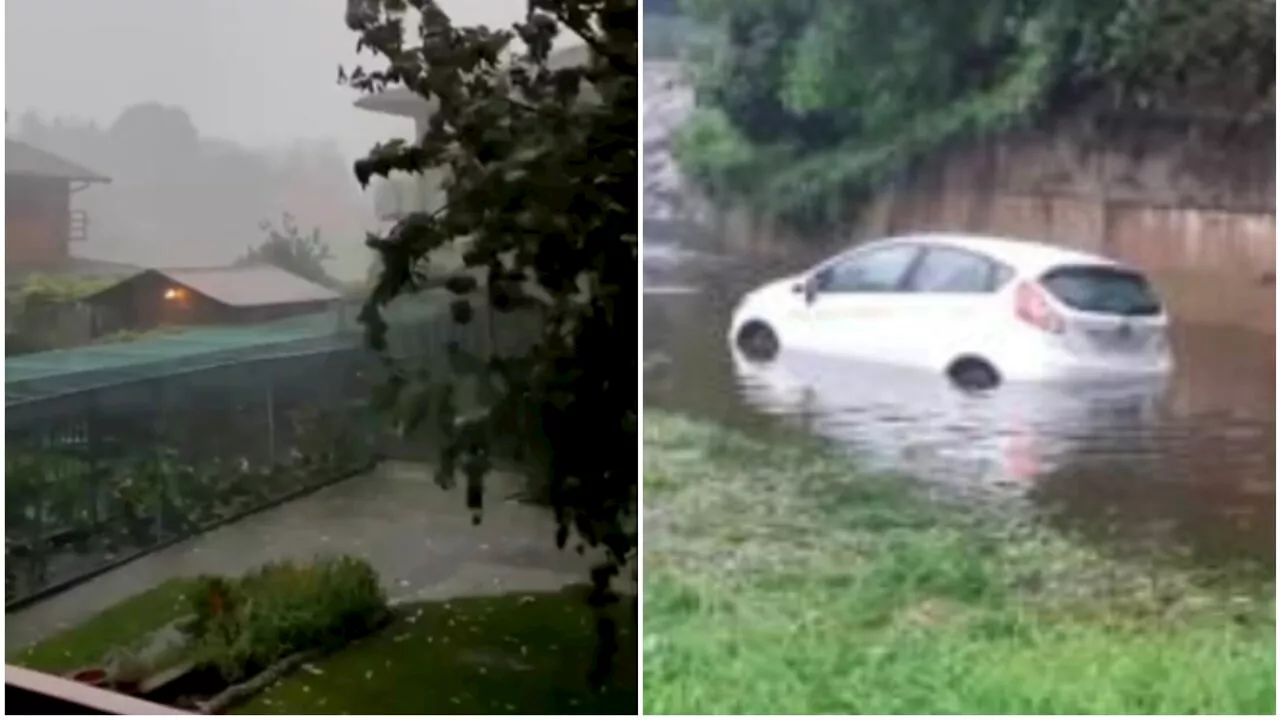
[817,245,920,293]
[906,247,1005,294]
[1041,265,1162,316]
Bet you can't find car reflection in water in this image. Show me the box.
[729,345,1171,498]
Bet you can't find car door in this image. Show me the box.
[899,244,1013,370]
[794,242,924,362]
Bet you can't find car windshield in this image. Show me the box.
[1040,265,1162,316]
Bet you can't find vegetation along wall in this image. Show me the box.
[673,0,1275,332]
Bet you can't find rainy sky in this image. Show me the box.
[5,0,530,160]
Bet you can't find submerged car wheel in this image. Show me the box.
[735,320,780,362]
[947,356,1001,391]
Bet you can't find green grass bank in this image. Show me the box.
[642,412,1275,715]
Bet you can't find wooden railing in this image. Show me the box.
[5,665,186,715]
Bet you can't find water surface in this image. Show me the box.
[644,241,1275,575]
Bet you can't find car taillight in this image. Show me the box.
[1014,281,1064,333]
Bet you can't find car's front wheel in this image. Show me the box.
[735,320,780,362]
[947,356,1001,391]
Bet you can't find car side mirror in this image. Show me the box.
[793,278,818,305]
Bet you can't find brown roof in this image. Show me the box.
[91,265,341,308]
[5,139,111,182]
[163,265,341,307]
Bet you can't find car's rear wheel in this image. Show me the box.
[735,320,780,362]
[947,356,1000,391]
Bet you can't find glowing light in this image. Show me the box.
[164,287,183,301]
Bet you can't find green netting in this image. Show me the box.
[5,295,449,405]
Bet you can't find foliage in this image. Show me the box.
[342,0,637,587]
[4,406,377,605]
[675,0,1276,231]
[183,556,390,682]
[645,0,680,16]
[643,13,701,60]
[8,274,117,305]
[5,274,117,354]
[237,213,340,289]
[643,412,1276,714]
[90,326,187,346]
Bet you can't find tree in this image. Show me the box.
[342,0,637,662]
[236,213,339,289]
[676,0,1275,232]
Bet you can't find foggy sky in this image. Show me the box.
[5,0,530,161]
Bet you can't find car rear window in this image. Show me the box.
[1040,265,1162,316]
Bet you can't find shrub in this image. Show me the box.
[184,556,389,681]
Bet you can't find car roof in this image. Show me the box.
[867,233,1124,275]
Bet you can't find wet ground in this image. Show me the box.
[644,240,1276,576]
[6,462,619,651]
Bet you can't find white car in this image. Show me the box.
[728,233,1174,389]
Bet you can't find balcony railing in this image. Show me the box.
[69,210,89,242]
[5,665,187,715]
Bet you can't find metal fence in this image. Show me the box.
[4,300,541,608]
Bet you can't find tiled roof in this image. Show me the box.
[5,139,110,181]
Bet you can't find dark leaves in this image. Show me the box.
[343,0,636,681]
[449,299,473,325]
[444,274,478,295]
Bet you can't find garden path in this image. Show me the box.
[7,461,619,651]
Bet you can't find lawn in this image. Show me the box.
[236,587,636,715]
[10,578,636,715]
[642,412,1276,715]
[9,578,200,673]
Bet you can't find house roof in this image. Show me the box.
[5,139,111,182]
[90,264,342,308]
[354,44,591,117]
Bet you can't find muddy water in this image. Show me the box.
[643,242,1276,576]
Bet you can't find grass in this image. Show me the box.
[8,578,200,673]
[11,579,635,715]
[642,411,1276,715]
[235,587,637,715]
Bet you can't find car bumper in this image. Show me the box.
[995,349,1175,386]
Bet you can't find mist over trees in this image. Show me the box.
[10,102,376,278]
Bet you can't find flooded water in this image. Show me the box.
[644,241,1276,576]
